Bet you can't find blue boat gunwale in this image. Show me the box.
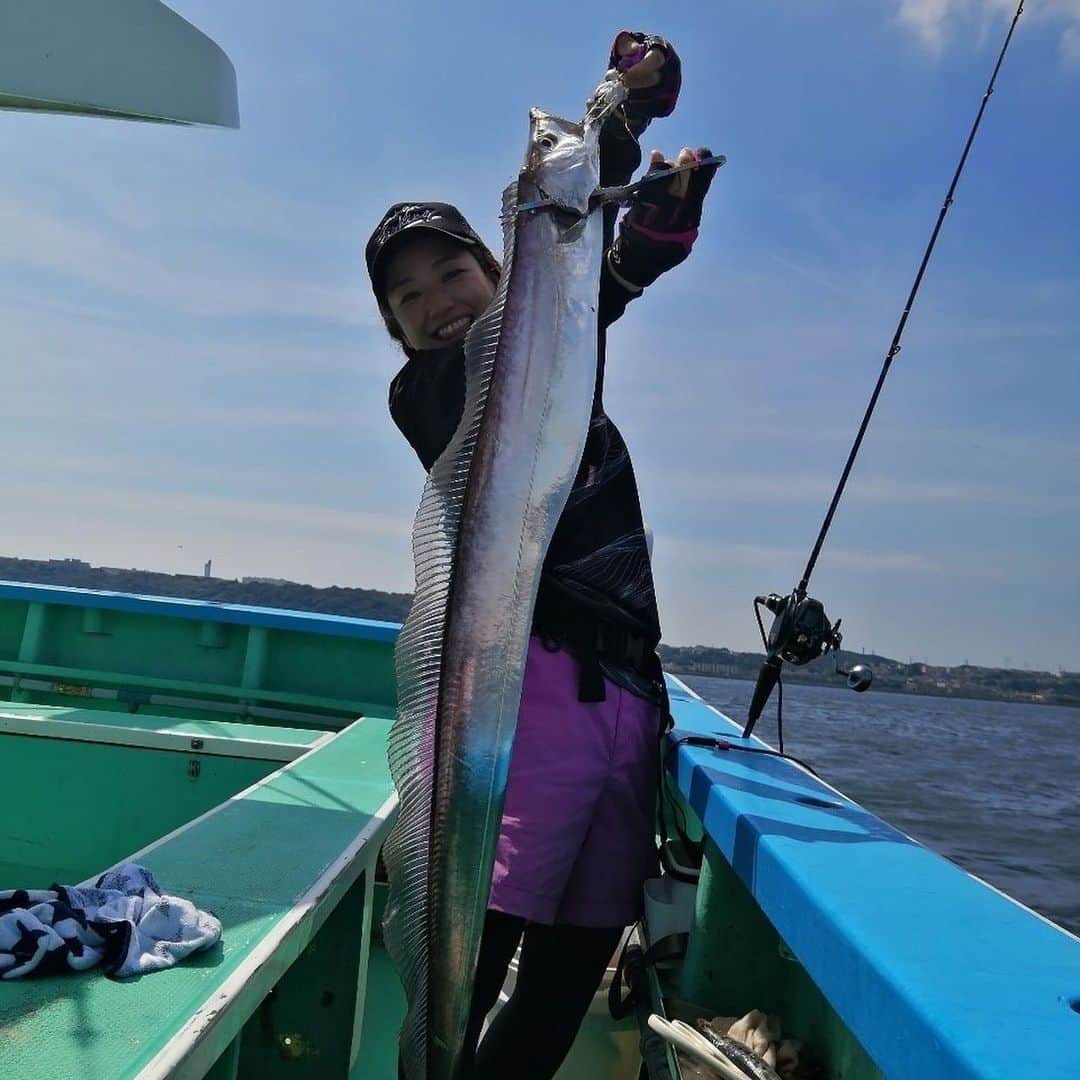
[664,673,1080,1080]
[0,580,402,643]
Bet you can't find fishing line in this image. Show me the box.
[657,728,821,883]
[668,734,821,780]
[798,1,1025,596]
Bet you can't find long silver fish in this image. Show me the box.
[383,76,628,1080]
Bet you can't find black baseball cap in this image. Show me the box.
[366,202,486,304]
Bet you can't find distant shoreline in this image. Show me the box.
[2,555,1076,708]
[671,669,1080,710]
[660,647,1080,709]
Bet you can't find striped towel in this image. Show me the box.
[0,863,221,979]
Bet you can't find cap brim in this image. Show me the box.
[371,223,479,300]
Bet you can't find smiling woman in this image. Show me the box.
[384,238,498,350]
[367,202,504,356]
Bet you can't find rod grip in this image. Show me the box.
[743,655,782,739]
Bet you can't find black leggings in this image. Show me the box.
[460,909,623,1080]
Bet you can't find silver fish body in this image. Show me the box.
[385,80,627,1080]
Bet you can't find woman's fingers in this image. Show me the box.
[647,146,716,205]
[668,147,697,197]
[686,147,718,207]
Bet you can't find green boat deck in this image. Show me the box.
[0,583,401,1078]
[1,710,396,1078]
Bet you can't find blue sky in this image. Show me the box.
[1,1,1077,670]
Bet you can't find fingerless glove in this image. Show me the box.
[608,150,717,289]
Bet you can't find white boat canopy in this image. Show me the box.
[0,0,238,127]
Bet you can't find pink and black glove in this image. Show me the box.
[608,148,718,289]
[598,31,683,185]
[609,30,682,134]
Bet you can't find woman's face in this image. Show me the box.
[383,234,496,351]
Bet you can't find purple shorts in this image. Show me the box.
[488,636,661,928]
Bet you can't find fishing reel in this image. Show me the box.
[743,591,872,740]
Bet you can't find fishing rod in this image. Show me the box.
[743,1,1026,745]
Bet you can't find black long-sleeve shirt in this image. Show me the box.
[389,253,663,700]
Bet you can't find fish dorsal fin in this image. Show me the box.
[383,178,520,1080]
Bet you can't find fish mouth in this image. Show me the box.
[549,204,584,230]
[532,182,587,228]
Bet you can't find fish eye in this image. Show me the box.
[537,133,557,149]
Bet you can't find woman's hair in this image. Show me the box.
[378,239,502,357]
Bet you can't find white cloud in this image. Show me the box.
[898,0,956,55]
[1064,23,1080,61]
[897,0,1080,64]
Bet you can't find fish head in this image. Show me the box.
[524,108,598,227]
